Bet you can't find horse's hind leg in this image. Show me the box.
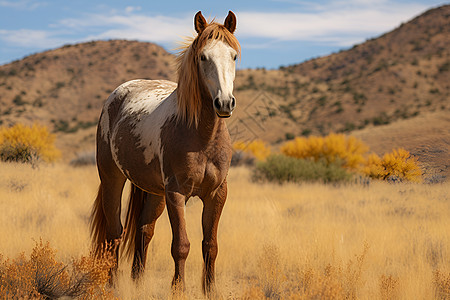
[100,173,126,253]
[131,193,165,279]
[96,154,126,274]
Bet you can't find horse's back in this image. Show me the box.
[97,79,177,194]
[99,79,177,136]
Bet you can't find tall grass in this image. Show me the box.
[0,163,448,298]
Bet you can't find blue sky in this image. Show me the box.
[0,0,447,69]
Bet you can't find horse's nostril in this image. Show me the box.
[231,97,236,109]
[214,98,221,110]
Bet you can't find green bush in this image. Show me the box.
[252,154,352,184]
[285,132,295,140]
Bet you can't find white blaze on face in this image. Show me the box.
[199,40,237,115]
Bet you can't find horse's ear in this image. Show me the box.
[194,11,207,34]
[224,11,237,34]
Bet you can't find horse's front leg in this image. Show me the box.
[165,189,190,290]
[201,179,227,295]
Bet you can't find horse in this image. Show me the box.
[90,11,240,294]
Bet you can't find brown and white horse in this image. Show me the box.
[90,11,240,294]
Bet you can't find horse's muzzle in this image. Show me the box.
[214,97,235,118]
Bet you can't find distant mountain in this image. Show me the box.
[0,39,175,128]
[0,5,448,179]
[232,4,449,140]
[284,4,449,129]
[0,40,176,154]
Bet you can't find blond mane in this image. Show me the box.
[176,21,241,127]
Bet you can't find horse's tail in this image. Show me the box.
[90,184,107,256]
[123,183,147,259]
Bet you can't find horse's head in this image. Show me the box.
[194,11,239,118]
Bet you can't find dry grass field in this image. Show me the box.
[0,162,449,299]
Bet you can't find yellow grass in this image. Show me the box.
[0,162,449,299]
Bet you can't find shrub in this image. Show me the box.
[429,88,440,94]
[258,244,284,298]
[434,270,450,299]
[353,92,367,104]
[231,150,255,166]
[285,132,295,140]
[233,139,271,161]
[438,61,450,73]
[362,148,422,182]
[301,129,312,136]
[0,240,115,299]
[0,123,60,163]
[252,154,352,184]
[379,274,400,300]
[53,120,71,133]
[13,95,27,106]
[281,133,368,170]
[70,152,96,167]
[55,82,65,89]
[280,134,422,183]
[372,112,391,126]
[317,95,327,106]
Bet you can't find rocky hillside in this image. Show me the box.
[232,4,449,141]
[0,40,176,154]
[0,5,448,179]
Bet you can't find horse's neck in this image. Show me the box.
[196,85,222,143]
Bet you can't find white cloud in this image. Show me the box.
[57,13,194,45]
[59,1,429,49]
[89,14,192,42]
[0,0,46,10]
[125,6,142,14]
[0,1,432,55]
[238,2,429,46]
[0,29,64,48]
[0,11,195,55]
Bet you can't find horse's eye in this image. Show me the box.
[233,55,237,61]
[201,54,207,61]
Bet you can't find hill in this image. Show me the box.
[0,40,176,154]
[0,5,448,180]
[232,4,449,140]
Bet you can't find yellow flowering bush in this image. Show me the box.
[362,153,385,179]
[280,134,422,182]
[233,139,271,161]
[0,123,60,163]
[281,133,368,170]
[363,148,422,182]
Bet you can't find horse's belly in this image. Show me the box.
[124,156,165,195]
